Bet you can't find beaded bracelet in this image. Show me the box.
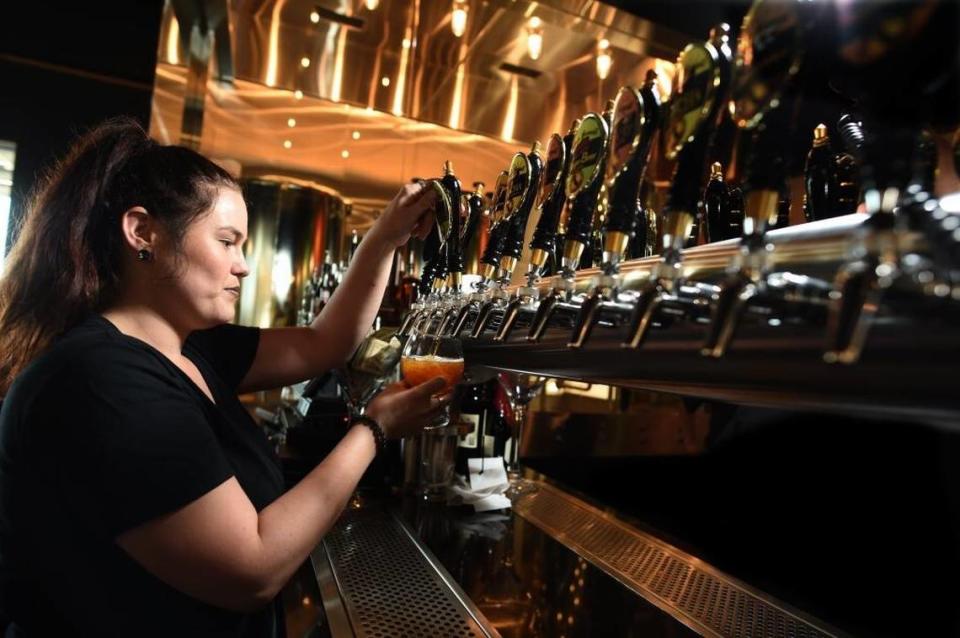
[353,415,387,455]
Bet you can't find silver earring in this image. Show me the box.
[137,249,152,261]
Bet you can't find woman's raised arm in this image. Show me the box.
[238,182,436,393]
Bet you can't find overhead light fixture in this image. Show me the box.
[300,56,311,68]
[364,0,379,9]
[341,149,350,159]
[352,130,361,140]
[596,38,612,80]
[451,0,468,38]
[526,16,543,61]
[309,10,320,23]
[283,140,293,149]
[381,76,390,87]
[294,89,304,100]
[287,118,297,128]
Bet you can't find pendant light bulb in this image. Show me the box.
[451,1,468,38]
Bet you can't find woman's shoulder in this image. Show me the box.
[6,316,170,406]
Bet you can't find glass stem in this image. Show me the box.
[509,402,527,475]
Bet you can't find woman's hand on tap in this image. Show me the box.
[367,181,438,251]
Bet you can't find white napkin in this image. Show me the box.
[449,457,511,512]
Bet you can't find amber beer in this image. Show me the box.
[401,355,464,391]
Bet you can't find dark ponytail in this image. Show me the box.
[0,117,238,396]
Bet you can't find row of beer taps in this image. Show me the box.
[398,0,960,366]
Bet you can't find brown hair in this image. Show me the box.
[0,117,238,396]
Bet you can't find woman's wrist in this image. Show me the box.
[358,226,396,259]
[352,414,387,454]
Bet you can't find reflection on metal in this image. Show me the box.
[316,506,500,637]
[265,0,285,87]
[514,481,843,638]
[149,63,525,227]
[159,0,687,148]
[166,14,180,65]
[238,179,346,328]
[527,382,717,460]
[168,0,233,149]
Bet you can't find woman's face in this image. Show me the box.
[170,187,249,327]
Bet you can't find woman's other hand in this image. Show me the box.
[365,378,452,439]
[366,181,437,250]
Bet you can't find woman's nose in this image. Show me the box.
[234,252,250,278]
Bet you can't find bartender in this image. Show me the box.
[0,118,450,636]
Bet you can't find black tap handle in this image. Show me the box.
[437,165,463,277]
[837,113,865,161]
[563,113,609,247]
[530,131,572,255]
[502,146,544,261]
[664,30,733,222]
[480,171,510,271]
[604,73,662,237]
[460,187,484,272]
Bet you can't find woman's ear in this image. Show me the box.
[118,206,157,253]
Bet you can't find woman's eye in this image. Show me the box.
[220,240,233,247]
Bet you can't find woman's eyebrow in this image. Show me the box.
[217,225,245,240]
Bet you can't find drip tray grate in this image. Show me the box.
[514,481,845,638]
[316,506,497,638]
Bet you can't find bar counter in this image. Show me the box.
[285,473,843,638]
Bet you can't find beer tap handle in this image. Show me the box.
[478,171,510,284]
[527,288,561,342]
[529,130,573,279]
[567,288,604,348]
[470,298,500,339]
[559,112,610,273]
[621,279,664,349]
[602,73,662,256]
[397,309,418,338]
[701,275,755,358]
[450,302,477,337]
[493,296,525,342]
[500,142,544,279]
[436,307,458,337]
[823,260,882,364]
[440,161,464,290]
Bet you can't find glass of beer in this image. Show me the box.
[401,334,464,501]
[400,334,464,421]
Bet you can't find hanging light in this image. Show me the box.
[300,56,311,68]
[451,0,468,38]
[364,0,379,9]
[526,16,543,61]
[309,10,320,23]
[596,38,612,80]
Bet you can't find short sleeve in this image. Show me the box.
[42,345,235,538]
[185,323,261,390]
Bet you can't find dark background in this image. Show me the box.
[0,0,164,252]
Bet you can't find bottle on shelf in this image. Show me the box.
[702,162,728,243]
[453,379,496,475]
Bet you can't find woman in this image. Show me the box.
[0,118,449,636]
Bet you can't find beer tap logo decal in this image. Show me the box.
[426,179,454,244]
[536,133,567,211]
[732,0,803,130]
[504,152,532,221]
[566,113,607,197]
[664,42,719,160]
[606,86,644,183]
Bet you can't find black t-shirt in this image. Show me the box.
[0,315,286,637]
